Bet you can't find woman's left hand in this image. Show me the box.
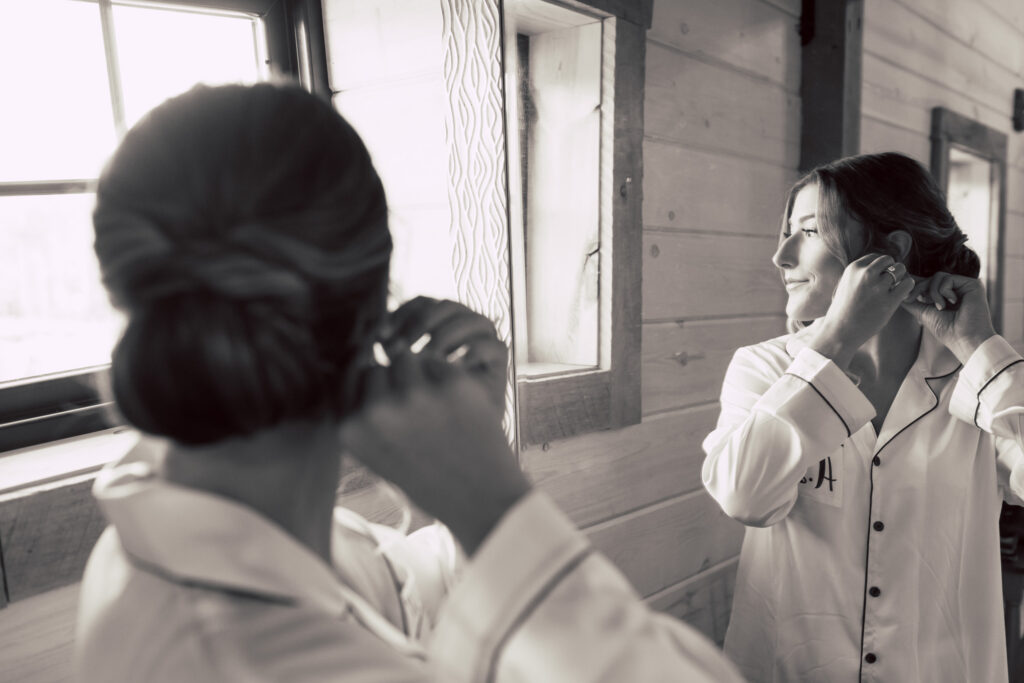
[900,272,997,363]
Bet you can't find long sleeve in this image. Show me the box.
[428,492,745,683]
[949,335,1024,502]
[702,344,875,527]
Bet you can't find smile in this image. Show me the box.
[785,280,809,289]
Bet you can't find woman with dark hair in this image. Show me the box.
[74,83,743,682]
[702,152,1024,682]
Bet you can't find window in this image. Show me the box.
[0,0,327,454]
[930,106,1008,334]
[503,0,647,447]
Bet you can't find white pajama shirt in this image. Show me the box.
[703,326,1024,683]
[75,443,744,682]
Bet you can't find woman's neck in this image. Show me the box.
[848,308,922,386]
[160,420,341,563]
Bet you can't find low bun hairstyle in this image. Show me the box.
[93,83,391,445]
[782,152,980,279]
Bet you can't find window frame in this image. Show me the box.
[929,106,1009,335]
[510,0,649,447]
[0,0,329,456]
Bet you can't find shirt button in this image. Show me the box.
[869,586,881,597]
[872,455,881,466]
[865,653,877,664]
[873,521,885,532]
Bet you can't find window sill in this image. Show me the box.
[0,428,138,497]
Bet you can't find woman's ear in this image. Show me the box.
[886,230,912,262]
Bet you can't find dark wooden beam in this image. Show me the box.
[799,0,864,172]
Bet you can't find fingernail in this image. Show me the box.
[409,333,431,354]
[936,302,944,310]
[917,295,928,303]
[372,341,391,367]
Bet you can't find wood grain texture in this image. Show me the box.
[518,371,611,446]
[648,0,801,93]
[642,316,785,415]
[859,116,930,163]
[1010,166,1024,216]
[861,52,1009,139]
[521,406,720,528]
[863,0,1009,117]
[643,230,785,321]
[0,583,78,683]
[643,139,795,234]
[646,557,738,645]
[645,42,800,168]
[0,475,105,602]
[608,18,645,432]
[887,0,1023,79]
[585,490,745,597]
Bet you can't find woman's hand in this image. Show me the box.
[900,272,997,364]
[380,297,508,414]
[808,253,916,369]
[340,350,530,556]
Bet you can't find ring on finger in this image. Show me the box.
[884,264,901,288]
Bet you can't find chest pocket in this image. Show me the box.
[797,450,843,508]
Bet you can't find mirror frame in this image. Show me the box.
[930,106,1008,334]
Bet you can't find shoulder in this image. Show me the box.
[728,333,794,377]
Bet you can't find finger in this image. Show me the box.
[937,275,957,305]
[388,348,428,394]
[425,315,499,355]
[357,365,390,408]
[851,252,884,269]
[382,296,439,339]
[908,275,931,302]
[385,299,471,353]
[884,262,907,290]
[865,253,896,275]
[892,272,916,299]
[928,273,950,309]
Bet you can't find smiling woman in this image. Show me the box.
[702,151,1024,683]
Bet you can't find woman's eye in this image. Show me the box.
[801,228,818,236]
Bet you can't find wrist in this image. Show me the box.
[807,327,856,371]
[447,481,531,556]
[951,331,997,365]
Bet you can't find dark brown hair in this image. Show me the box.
[94,83,391,444]
[781,152,979,279]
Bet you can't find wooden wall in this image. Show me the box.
[860,0,1024,351]
[523,0,797,645]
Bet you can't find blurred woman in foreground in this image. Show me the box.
[73,82,743,682]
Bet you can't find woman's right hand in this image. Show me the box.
[808,253,916,369]
[339,349,530,556]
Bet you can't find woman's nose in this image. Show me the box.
[772,235,795,269]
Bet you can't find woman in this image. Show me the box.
[74,83,743,682]
[702,151,1024,682]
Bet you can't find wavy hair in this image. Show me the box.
[781,152,980,279]
[93,83,391,444]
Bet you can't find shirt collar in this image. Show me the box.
[784,320,960,380]
[92,440,426,658]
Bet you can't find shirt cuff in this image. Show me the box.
[428,491,590,681]
[757,346,875,440]
[950,335,1024,429]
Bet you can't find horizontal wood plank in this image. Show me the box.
[646,557,739,645]
[0,583,78,683]
[863,0,1009,116]
[645,42,800,168]
[643,230,785,321]
[0,475,106,602]
[648,0,800,92]
[642,316,786,414]
[861,52,1011,141]
[643,140,796,234]
[585,490,745,597]
[1003,255,1024,303]
[517,372,612,446]
[859,116,931,163]
[522,406,721,528]
[890,0,1024,78]
[977,0,1024,39]
[1009,166,1024,216]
